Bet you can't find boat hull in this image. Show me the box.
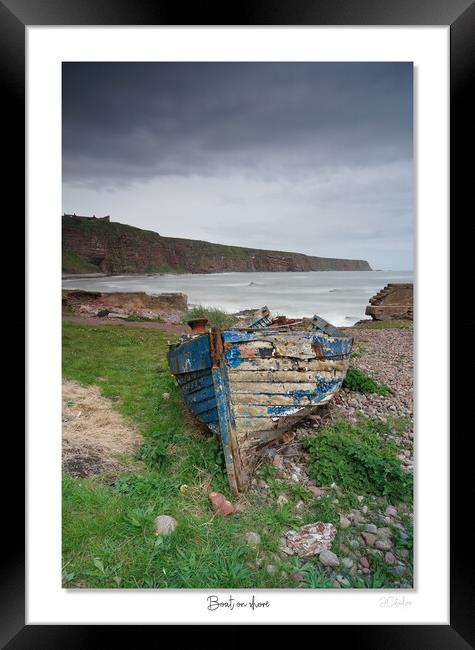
[168,326,352,493]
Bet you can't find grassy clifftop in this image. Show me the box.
[62,214,371,275]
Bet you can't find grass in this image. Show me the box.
[62,321,292,588]
[303,417,413,504]
[181,305,239,329]
[125,314,163,323]
[62,249,100,274]
[343,367,389,396]
[353,320,412,330]
[62,320,412,589]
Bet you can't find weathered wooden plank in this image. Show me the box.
[225,358,348,372]
[176,368,210,385]
[231,392,333,406]
[232,400,332,434]
[184,385,216,407]
[229,369,344,383]
[233,403,332,418]
[179,372,214,394]
[197,408,219,424]
[187,396,217,415]
[229,381,323,394]
[167,334,211,375]
[222,330,352,359]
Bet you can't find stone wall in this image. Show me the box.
[365,284,413,321]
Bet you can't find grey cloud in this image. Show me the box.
[62,62,413,269]
[63,62,412,184]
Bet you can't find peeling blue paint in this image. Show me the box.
[225,347,243,368]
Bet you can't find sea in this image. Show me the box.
[63,270,413,327]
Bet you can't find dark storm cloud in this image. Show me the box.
[62,62,412,185]
[62,62,413,269]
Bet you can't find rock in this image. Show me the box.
[361,505,369,514]
[108,312,129,319]
[333,580,342,588]
[385,505,398,517]
[154,515,177,535]
[375,539,392,551]
[361,532,377,546]
[351,510,366,524]
[289,572,304,586]
[359,557,370,569]
[342,557,354,569]
[307,486,324,497]
[336,575,351,587]
[97,309,110,317]
[277,494,289,507]
[295,500,305,514]
[377,527,391,539]
[365,523,378,534]
[393,565,406,576]
[245,532,261,547]
[385,552,396,565]
[318,549,340,567]
[266,564,277,575]
[284,522,337,558]
[208,491,234,516]
[272,455,284,469]
[399,548,410,560]
[257,480,268,490]
[340,516,351,529]
[357,495,365,503]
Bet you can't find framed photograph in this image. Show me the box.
[8,0,470,642]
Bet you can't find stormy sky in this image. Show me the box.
[62,62,413,270]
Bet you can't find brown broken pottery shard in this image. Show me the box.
[208,491,234,516]
[283,522,337,558]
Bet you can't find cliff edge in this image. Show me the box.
[62,214,372,275]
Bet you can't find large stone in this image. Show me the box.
[208,492,234,516]
[283,522,337,558]
[154,515,177,536]
[245,532,261,547]
[375,539,392,551]
[361,532,377,546]
[307,486,324,497]
[318,549,340,567]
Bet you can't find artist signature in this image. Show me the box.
[379,595,412,609]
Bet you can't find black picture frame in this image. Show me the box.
[7,0,471,644]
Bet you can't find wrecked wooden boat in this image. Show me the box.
[167,311,353,494]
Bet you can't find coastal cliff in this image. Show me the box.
[62,214,372,275]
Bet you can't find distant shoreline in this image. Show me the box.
[62,269,407,280]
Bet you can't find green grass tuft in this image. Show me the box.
[303,418,413,504]
[343,367,389,395]
[181,305,238,329]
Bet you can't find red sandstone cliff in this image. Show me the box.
[62,214,372,275]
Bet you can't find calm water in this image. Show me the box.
[62,270,413,327]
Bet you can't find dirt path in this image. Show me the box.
[63,314,188,334]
